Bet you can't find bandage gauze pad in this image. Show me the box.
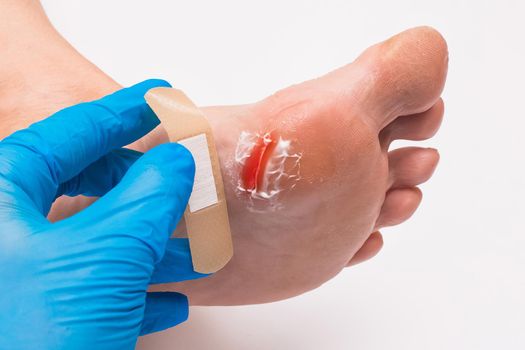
[145,88,233,273]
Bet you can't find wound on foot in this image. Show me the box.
[241,131,278,191]
[235,130,302,205]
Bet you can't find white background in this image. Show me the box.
[42,1,525,349]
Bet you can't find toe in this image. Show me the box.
[389,147,439,188]
[375,187,422,229]
[346,231,384,267]
[358,26,448,129]
[379,98,444,149]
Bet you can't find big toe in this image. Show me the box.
[357,26,448,128]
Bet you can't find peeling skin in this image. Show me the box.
[235,130,302,210]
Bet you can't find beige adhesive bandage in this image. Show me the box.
[145,87,233,274]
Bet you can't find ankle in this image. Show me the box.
[0,41,120,136]
[0,1,121,138]
[0,59,119,137]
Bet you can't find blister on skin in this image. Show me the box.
[235,130,301,210]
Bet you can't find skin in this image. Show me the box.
[1,1,447,305]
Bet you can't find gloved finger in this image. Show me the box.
[78,143,194,263]
[0,79,170,215]
[150,238,209,284]
[56,148,142,198]
[0,177,50,230]
[140,292,189,336]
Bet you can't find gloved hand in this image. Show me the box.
[0,79,208,350]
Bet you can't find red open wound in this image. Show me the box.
[241,131,278,192]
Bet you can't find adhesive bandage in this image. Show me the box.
[145,88,233,274]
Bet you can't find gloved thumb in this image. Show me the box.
[76,142,195,263]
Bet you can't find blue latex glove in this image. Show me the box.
[0,79,208,349]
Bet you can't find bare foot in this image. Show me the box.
[152,26,447,304]
[1,7,447,305]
